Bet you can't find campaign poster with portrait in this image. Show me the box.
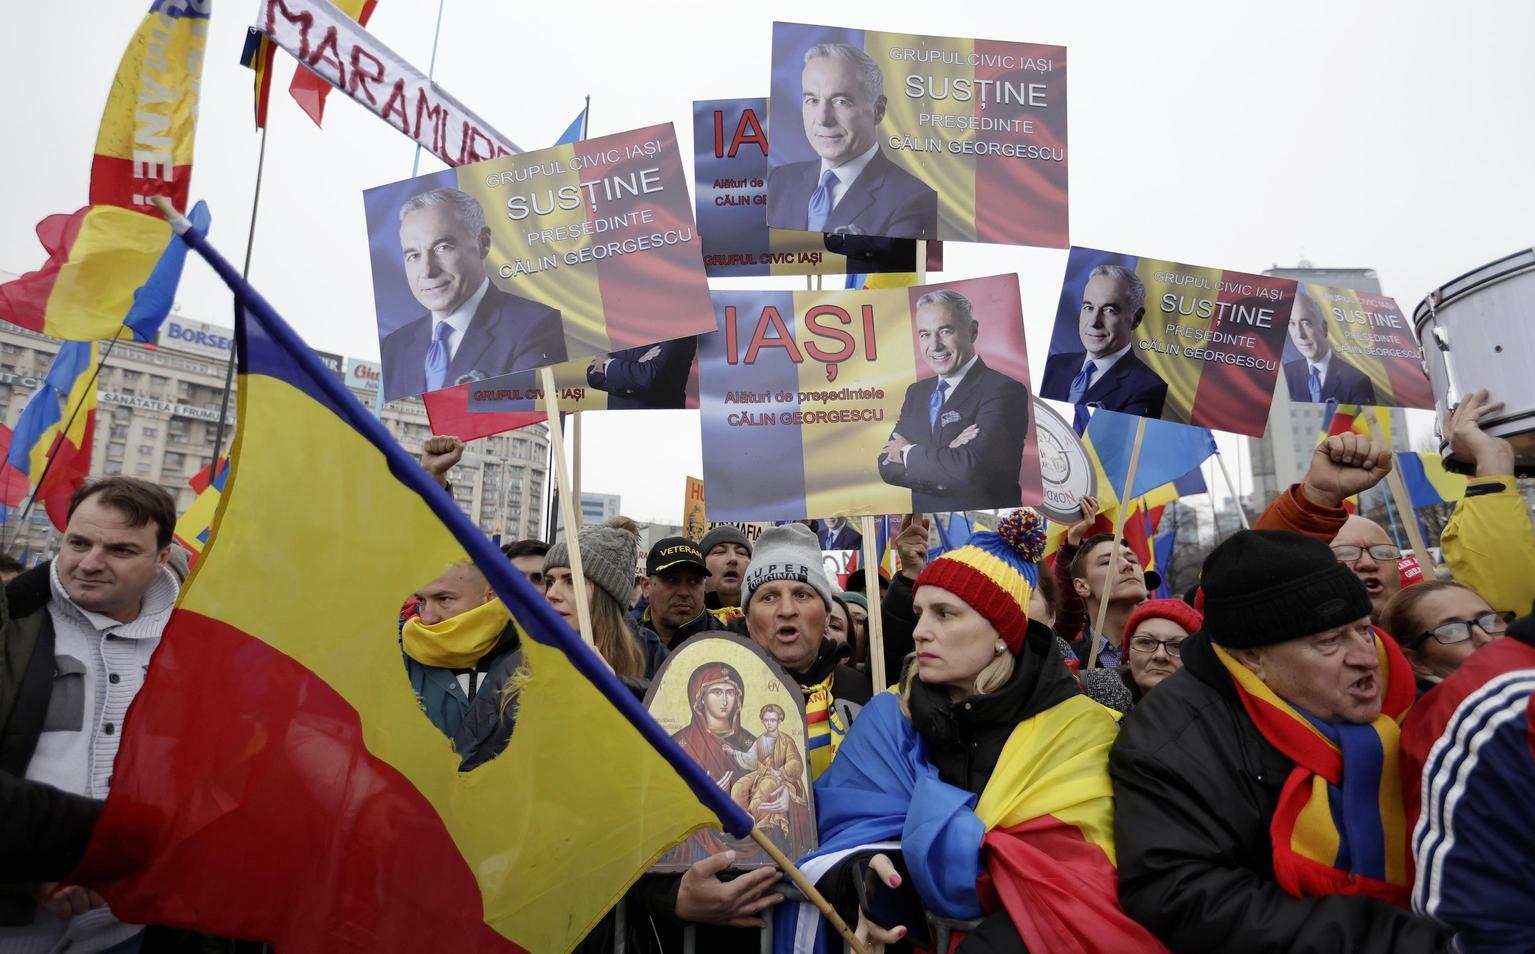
[645,635,816,872]
[699,274,1042,521]
[466,335,700,413]
[362,123,715,401]
[767,22,1067,247]
[1039,247,1295,438]
[695,97,934,277]
[1281,284,1434,409]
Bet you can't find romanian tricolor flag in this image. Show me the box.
[172,456,228,558]
[779,692,1168,952]
[4,342,99,531]
[239,26,278,129]
[72,213,751,953]
[0,0,208,341]
[1320,402,1393,446]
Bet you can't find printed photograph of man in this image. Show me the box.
[1283,290,1377,405]
[1040,264,1168,418]
[767,43,938,241]
[380,187,567,402]
[585,336,697,410]
[815,517,861,551]
[877,290,1030,512]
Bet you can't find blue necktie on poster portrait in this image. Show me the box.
[928,379,950,433]
[424,321,453,392]
[806,170,838,231]
[1308,366,1322,403]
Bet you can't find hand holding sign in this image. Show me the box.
[894,513,930,581]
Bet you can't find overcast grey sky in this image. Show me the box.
[4,1,1532,523]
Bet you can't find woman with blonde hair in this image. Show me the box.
[778,510,1166,953]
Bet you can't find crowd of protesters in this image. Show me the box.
[3,389,1534,953]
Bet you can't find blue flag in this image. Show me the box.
[124,200,211,343]
[1087,409,1217,500]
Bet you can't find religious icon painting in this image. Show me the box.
[644,634,818,871]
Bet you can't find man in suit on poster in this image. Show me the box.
[1040,264,1169,418]
[380,187,567,401]
[878,290,1031,512]
[1282,290,1377,405]
[767,43,938,243]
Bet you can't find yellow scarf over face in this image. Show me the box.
[402,598,512,669]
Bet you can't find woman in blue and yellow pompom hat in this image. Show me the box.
[778,509,1168,953]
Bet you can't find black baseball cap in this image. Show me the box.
[647,537,711,577]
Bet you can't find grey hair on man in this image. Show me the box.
[1087,263,1146,313]
[804,42,885,103]
[914,289,976,328]
[399,187,487,235]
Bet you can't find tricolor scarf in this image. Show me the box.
[400,598,512,669]
[1213,631,1415,907]
[802,670,847,780]
[776,692,1168,953]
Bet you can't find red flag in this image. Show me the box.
[421,384,544,442]
[289,0,379,126]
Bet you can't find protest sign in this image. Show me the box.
[252,0,519,165]
[684,477,707,540]
[363,123,715,401]
[468,336,699,413]
[695,98,926,277]
[767,22,1067,247]
[1281,284,1433,409]
[1039,247,1295,437]
[700,275,1041,520]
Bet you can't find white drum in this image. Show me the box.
[1414,248,1535,475]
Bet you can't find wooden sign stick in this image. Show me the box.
[749,827,869,954]
[1088,416,1146,671]
[861,514,887,691]
[541,366,595,647]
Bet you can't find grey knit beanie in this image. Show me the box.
[699,525,753,558]
[544,525,638,606]
[741,523,833,611]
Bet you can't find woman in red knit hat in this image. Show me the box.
[1082,598,1203,715]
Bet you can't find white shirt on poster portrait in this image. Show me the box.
[1082,342,1134,390]
[820,142,881,210]
[430,278,491,364]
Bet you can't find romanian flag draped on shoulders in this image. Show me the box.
[72,210,751,953]
[776,693,1168,953]
[0,0,208,341]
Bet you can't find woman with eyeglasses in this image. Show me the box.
[1082,599,1204,715]
[1381,581,1511,696]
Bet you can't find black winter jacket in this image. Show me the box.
[1109,632,1449,954]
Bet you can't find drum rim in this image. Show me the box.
[1438,407,1535,440]
[1413,247,1535,329]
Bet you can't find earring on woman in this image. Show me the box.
[994,642,1007,655]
